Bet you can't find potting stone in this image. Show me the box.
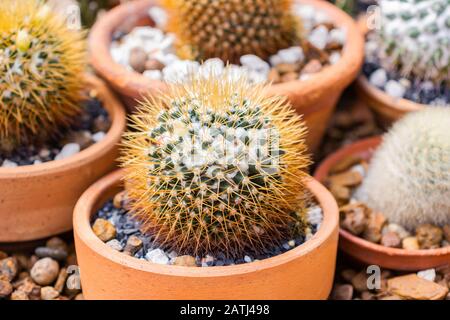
[0,98,111,166]
[91,196,323,267]
[110,4,345,84]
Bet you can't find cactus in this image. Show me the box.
[121,71,311,258]
[0,0,86,150]
[374,0,450,83]
[356,108,450,231]
[163,0,301,64]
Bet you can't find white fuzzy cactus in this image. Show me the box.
[355,107,450,230]
[375,0,450,83]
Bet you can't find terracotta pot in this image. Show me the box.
[73,169,339,300]
[354,16,425,128]
[89,0,364,153]
[0,74,126,243]
[314,137,450,271]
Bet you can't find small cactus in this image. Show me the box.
[374,0,449,83]
[0,0,86,150]
[121,71,311,258]
[163,0,301,64]
[356,108,450,230]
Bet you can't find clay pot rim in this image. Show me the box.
[0,74,126,177]
[74,169,339,277]
[89,0,364,112]
[314,136,450,258]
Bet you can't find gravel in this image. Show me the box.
[0,98,111,167]
[93,198,323,267]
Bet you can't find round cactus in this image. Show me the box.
[374,0,449,83]
[163,0,301,64]
[0,0,86,150]
[356,108,450,230]
[121,72,311,258]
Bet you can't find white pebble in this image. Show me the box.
[143,69,163,80]
[162,60,200,83]
[106,239,123,251]
[145,249,169,265]
[329,51,341,65]
[1,159,18,168]
[309,25,329,50]
[240,54,270,75]
[307,206,323,226]
[288,240,296,247]
[92,131,106,143]
[198,58,225,77]
[417,269,436,282]
[382,223,410,239]
[385,80,406,99]
[33,159,42,165]
[274,46,304,65]
[244,255,252,263]
[369,68,387,88]
[328,28,346,45]
[54,143,80,161]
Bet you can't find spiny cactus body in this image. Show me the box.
[164,0,301,64]
[122,72,311,258]
[0,0,86,150]
[356,108,450,231]
[375,0,450,83]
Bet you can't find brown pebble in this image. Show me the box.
[27,255,38,271]
[330,284,353,300]
[144,58,165,71]
[339,203,369,235]
[340,269,357,283]
[123,235,143,256]
[54,267,68,293]
[351,271,369,292]
[0,279,13,298]
[113,191,128,209]
[66,253,78,267]
[363,211,387,243]
[267,68,281,83]
[12,254,27,271]
[381,231,402,248]
[92,218,117,242]
[402,236,420,250]
[361,291,375,300]
[388,274,449,300]
[129,47,147,73]
[416,224,443,249]
[46,237,69,253]
[328,170,363,187]
[10,289,29,300]
[325,41,342,51]
[280,71,298,82]
[330,184,350,204]
[275,63,300,74]
[41,286,60,300]
[300,59,322,75]
[0,257,19,282]
[173,255,197,267]
[30,258,59,286]
[330,156,363,174]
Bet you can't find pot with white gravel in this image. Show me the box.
[89,0,364,153]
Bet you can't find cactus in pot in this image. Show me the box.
[0,0,86,151]
[121,70,312,258]
[355,108,450,231]
[374,0,449,84]
[163,0,301,64]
